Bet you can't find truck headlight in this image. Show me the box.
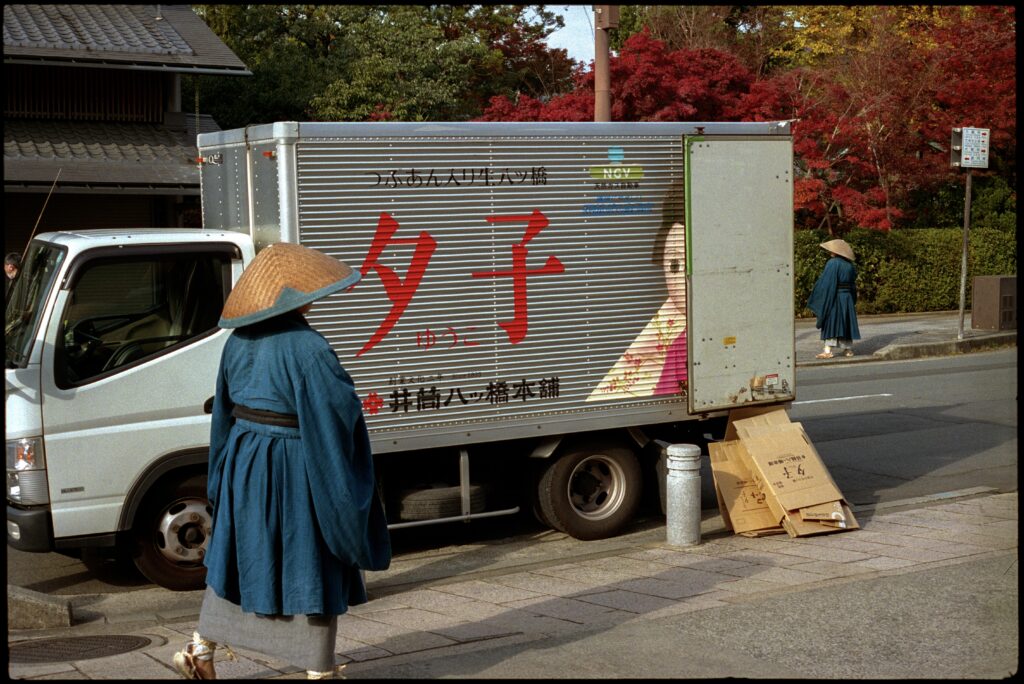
[6,437,49,505]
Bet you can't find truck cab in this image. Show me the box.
[6,229,253,590]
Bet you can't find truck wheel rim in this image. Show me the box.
[566,455,626,521]
[156,499,211,564]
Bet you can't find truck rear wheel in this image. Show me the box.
[536,442,642,540]
[131,474,210,591]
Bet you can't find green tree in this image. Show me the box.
[188,5,575,127]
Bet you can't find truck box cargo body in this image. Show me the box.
[7,120,795,592]
[197,121,796,451]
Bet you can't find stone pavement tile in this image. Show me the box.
[532,562,639,586]
[656,565,740,594]
[377,588,479,613]
[809,536,962,563]
[935,500,1017,519]
[26,672,90,680]
[415,596,511,621]
[623,546,757,573]
[585,554,679,578]
[436,578,547,603]
[879,511,977,531]
[361,606,465,632]
[364,604,544,646]
[715,548,822,567]
[818,529,996,558]
[640,589,737,620]
[472,606,590,637]
[504,594,624,624]
[574,588,680,614]
[849,556,918,571]
[731,565,831,587]
[6,660,81,679]
[730,540,874,564]
[335,644,392,663]
[347,594,415,614]
[334,614,457,655]
[712,577,789,595]
[492,571,605,598]
[613,575,717,600]
[784,559,877,578]
[69,650,174,680]
[903,526,1016,550]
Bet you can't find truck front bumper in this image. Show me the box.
[7,504,54,552]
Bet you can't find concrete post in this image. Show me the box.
[665,444,702,547]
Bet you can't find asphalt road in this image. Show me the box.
[7,348,1018,598]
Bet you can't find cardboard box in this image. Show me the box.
[728,408,859,537]
[708,439,782,535]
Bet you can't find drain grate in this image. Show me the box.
[9,635,153,663]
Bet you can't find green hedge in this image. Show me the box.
[795,228,1018,316]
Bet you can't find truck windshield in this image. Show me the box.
[5,241,66,368]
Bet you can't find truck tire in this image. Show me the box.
[537,442,642,540]
[399,484,486,521]
[131,473,211,591]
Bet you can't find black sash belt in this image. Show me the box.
[232,404,299,428]
[837,284,853,291]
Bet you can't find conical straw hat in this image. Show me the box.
[819,239,855,262]
[219,242,361,329]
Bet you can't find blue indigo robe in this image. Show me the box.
[807,256,861,341]
[204,312,391,616]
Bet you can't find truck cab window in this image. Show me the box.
[56,251,231,387]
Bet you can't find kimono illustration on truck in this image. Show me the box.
[589,220,687,401]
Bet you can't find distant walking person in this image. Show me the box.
[807,238,860,359]
[172,243,391,680]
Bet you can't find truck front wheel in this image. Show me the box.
[537,442,642,540]
[131,474,211,591]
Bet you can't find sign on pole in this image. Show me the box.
[950,126,989,339]
[950,127,990,169]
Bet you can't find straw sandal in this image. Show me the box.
[173,632,236,680]
[815,352,834,359]
[843,349,855,357]
[173,641,215,680]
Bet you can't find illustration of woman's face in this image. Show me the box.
[663,222,685,313]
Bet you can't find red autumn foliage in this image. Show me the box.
[478,11,1016,233]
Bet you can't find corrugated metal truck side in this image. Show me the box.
[198,121,795,540]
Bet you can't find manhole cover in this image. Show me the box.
[9,635,153,663]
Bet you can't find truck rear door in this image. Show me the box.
[685,135,795,413]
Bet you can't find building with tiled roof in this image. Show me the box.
[3,4,250,255]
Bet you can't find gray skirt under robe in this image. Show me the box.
[197,586,338,672]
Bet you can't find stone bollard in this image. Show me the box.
[665,444,702,547]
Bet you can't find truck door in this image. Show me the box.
[39,245,236,543]
[685,136,795,413]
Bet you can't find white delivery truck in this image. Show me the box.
[7,121,795,590]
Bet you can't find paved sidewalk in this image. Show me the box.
[795,310,1016,366]
[9,489,1017,679]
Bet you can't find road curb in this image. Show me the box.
[875,332,1017,361]
[7,584,73,630]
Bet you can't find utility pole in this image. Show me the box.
[593,5,618,122]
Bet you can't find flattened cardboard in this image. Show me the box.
[801,500,845,522]
[733,416,859,537]
[708,440,782,535]
[723,405,791,442]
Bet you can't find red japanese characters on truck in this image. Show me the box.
[353,209,564,356]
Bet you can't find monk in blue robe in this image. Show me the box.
[807,238,860,359]
[173,243,390,680]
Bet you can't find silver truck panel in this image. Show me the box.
[198,123,794,454]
